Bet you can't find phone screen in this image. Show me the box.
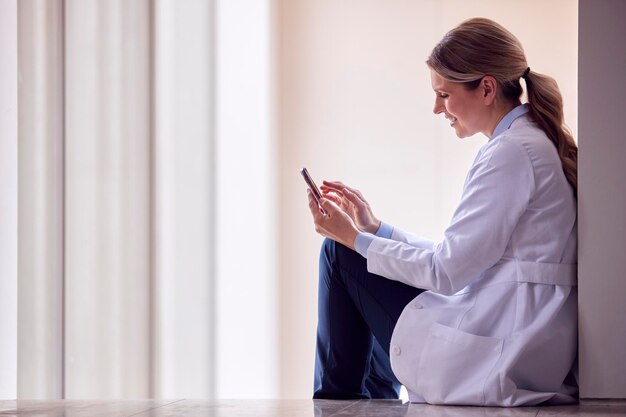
[300,167,324,211]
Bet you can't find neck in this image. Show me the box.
[485,101,520,139]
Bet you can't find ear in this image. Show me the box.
[481,76,498,105]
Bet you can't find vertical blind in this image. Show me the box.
[12,0,278,399]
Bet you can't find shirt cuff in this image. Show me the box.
[354,232,376,258]
[355,221,394,258]
[375,221,393,239]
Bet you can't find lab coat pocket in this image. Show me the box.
[416,322,503,405]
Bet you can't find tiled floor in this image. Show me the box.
[0,399,625,417]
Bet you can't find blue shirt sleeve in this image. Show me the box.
[376,221,393,239]
[354,221,393,258]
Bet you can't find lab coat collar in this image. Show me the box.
[492,103,530,140]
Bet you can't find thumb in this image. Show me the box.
[319,197,337,215]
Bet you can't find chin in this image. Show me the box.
[453,126,476,139]
[454,129,469,139]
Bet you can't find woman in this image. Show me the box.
[307,18,578,406]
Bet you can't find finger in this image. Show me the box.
[343,188,366,207]
[308,189,325,206]
[343,186,365,200]
[323,180,364,200]
[353,190,365,200]
[321,188,345,203]
[319,197,340,216]
[322,192,342,206]
[307,191,317,212]
[322,190,344,200]
[307,190,323,218]
[321,181,346,193]
[320,184,343,195]
[306,191,331,217]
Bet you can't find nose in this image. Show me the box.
[433,97,444,115]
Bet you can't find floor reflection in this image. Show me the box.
[1,399,623,417]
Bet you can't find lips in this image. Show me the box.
[446,116,457,126]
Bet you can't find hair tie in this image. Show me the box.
[522,67,531,79]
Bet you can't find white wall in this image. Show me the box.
[278,0,578,398]
[0,0,18,400]
[578,0,626,399]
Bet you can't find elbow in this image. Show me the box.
[430,258,457,295]
[432,283,456,296]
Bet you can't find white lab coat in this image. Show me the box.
[366,114,578,406]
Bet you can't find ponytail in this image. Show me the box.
[427,18,578,197]
[524,71,578,196]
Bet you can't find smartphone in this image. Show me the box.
[300,167,326,214]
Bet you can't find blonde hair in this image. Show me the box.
[427,18,577,196]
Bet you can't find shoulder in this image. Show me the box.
[474,124,533,174]
[466,117,538,197]
[496,114,561,168]
[474,115,559,174]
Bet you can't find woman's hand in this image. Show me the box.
[307,190,359,250]
[320,181,381,234]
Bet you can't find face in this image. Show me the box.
[430,70,488,139]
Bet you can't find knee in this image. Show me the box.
[320,238,351,264]
[319,238,342,288]
[320,238,355,274]
[320,238,336,268]
[318,238,364,290]
[321,237,335,254]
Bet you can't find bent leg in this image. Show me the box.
[313,238,423,399]
[365,339,403,398]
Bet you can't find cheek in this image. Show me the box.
[447,99,470,122]
[439,98,453,115]
[446,99,461,115]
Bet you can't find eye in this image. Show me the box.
[438,93,449,99]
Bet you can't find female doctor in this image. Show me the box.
[307,18,578,406]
